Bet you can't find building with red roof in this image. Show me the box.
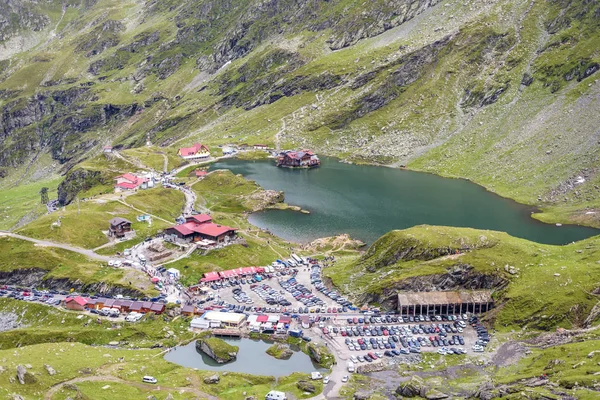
[178,143,210,160]
[114,173,149,191]
[65,296,88,311]
[165,214,237,243]
[276,150,320,168]
[195,169,208,178]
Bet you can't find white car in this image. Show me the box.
[323,376,330,384]
[142,376,157,384]
[108,260,115,267]
[341,375,349,383]
[350,355,358,363]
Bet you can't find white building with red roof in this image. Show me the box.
[164,214,237,243]
[114,173,149,191]
[178,143,210,160]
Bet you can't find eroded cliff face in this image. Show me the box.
[356,264,507,310]
[0,268,144,297]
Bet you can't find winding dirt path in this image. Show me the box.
[0,231,111,261]
[43,374,218,400]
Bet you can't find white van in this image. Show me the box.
[311,372,323,380]
[265,390,287,400]
[142,376,157,384]
[347,361,355,372]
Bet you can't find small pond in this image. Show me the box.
[164,338,326,377]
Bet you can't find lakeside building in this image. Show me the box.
[164,214,237,243]
[276,150,320,168]
[196,311,247,328]
[178,143,210,160]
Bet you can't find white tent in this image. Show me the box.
[166,268,180,278]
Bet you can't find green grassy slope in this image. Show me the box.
[325,225,600,331]
[0,0,598,228]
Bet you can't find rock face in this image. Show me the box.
[57,168,108,206]
[266,343,294,360]
[195,338,238,364]
[296,380,316,393]
[0,268,143,298]
[16,365,36,384]
[396,376,425,397]
[203,374,220,384]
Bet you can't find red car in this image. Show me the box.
[353,317,358,324]
[341,331,347,336]
[327,308,332,313]
[368,352,377,360]
[383,330,389,336]
[322,328,329,334]
[332,308,337,313]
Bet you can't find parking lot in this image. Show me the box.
[194,256,357,313]
[315,313,491,368]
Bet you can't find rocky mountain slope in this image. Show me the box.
[0,0,599,224]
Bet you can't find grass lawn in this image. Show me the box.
[0,339,323,400]
[170,233,289,286]
[0,177,62,230]
[17,188,183,249]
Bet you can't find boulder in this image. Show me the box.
[297,380,316,393]
[11,395,24,400]
[16,365,36,385]
[396,376,424,397]
[44,364,57,376]
[245,397,256,400]
[354,391,371,400]
[203,374,220,384]
[64,383,79,391]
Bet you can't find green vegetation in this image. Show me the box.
[0,177,61,230]
[192,170,263,213]
[170,233,289,286]
[0,298,190,350]
[0,340,323,400]
[17,189,182,249]
[265,343,293,360]
[236,150,270,160]
[121,146,183,172]
[0,237,154,295]
[125,188,185,221]
[200,337,239,361]
[325,225,600,331]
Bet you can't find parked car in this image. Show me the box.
[142,376,157,384]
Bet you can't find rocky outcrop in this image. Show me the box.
[306,342,334,368]
[44,365,56,376]
[75,20,124,57]
[297,380,316,393]
[16,365,36,385]
[266,343,294,360]
[57,168,108,206]
[195,338,238,364]
[0,268,144,297]
[358,264,506,310]
[203,374,220,384]
[396,376,449,399]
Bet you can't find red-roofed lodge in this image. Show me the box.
[164,214,237,243]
